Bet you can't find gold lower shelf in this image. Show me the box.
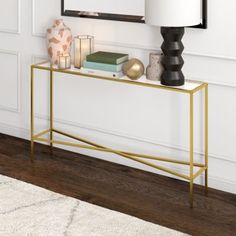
[32,128,207,182]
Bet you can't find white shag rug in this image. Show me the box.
[0,175,188,236]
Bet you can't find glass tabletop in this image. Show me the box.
[32,61,207,94]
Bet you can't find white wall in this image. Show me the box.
[0,0,236,194]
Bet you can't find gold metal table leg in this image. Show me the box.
[30,66,35,161]
[189,93,194,208]
[205,84,209,195]
[50,69,54,150]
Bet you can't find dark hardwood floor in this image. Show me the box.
[0,133,235,236]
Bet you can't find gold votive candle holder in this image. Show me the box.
[74,35,94,68]
[58,54,71,69]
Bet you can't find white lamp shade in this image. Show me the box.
[145,0,201,27]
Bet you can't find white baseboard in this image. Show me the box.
[209,176,236,194]
[0,121,235,194]
[0,122,29,140]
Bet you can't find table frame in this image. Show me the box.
[31,62,209,207]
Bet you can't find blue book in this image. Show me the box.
[80,68,124,79]
[83,61,125,72]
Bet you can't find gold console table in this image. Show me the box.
[31,61,208,207]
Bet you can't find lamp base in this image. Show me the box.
[161,27,185,86]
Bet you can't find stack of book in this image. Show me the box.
[81,51,129,78]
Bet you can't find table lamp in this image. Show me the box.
[145,0,201,86]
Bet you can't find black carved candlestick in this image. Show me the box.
[161,27,185,86]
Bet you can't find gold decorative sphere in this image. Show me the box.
[122,58,145,80]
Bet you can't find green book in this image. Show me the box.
[87,51,129,65]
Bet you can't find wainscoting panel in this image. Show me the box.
[32,0,60,37]
[184,54,236,86]
[0,0,21,34]
[0,50,20,113]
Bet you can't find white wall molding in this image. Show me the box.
[0,122,28,140]
[31,54,48,64]
[32,0,59,38]
[185,50,236,62]
[96,40,236,62]
[0,0,21,34]
[34,113,236,165]
[32,0,45,37]
[186,76,236,89]
[0,49,21,113]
